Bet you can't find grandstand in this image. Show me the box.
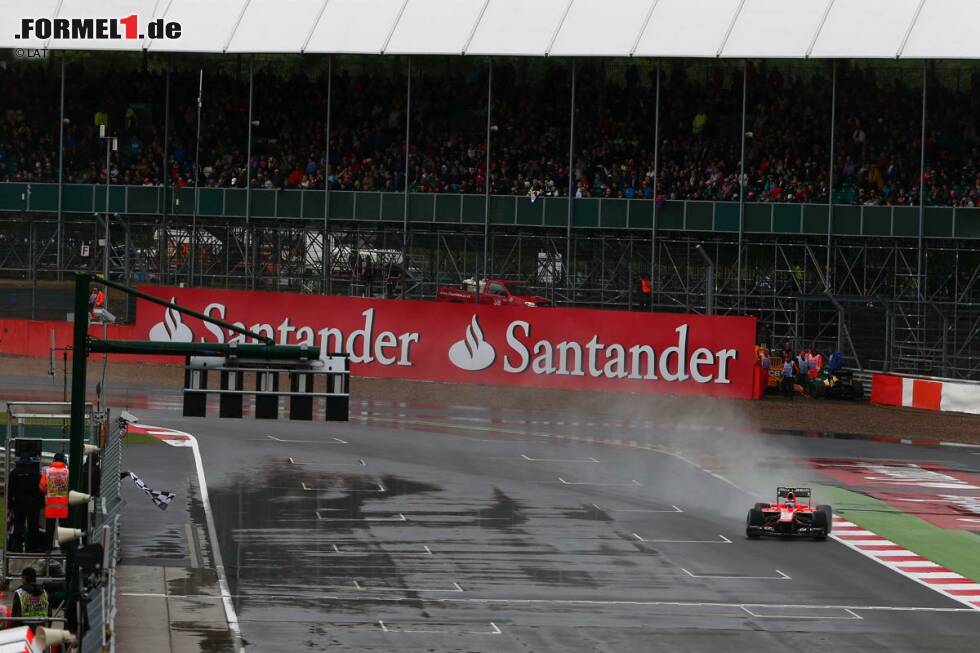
[1,0,980,377]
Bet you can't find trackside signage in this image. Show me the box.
[135,286,757,398]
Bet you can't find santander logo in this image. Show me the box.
[449,315,496,371]
[148,299,193,343]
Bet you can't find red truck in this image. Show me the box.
[436,279,551,307]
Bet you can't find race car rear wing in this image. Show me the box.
[777,487,812,499]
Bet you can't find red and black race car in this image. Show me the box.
[746,487,832,540]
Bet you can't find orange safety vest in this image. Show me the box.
[40,462,69,519]
[808,353,823,378]
[95,290,105,308]
[640,278,651,294]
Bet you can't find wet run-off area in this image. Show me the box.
[122,400,980,653]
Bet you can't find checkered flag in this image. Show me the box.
[122,471,176,510]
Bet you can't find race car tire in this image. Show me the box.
[746,508,764,539]
[816,504,833,533]
[812,508,830,540]
[754,502,769,510]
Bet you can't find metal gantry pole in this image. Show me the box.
[191,68,203,286]
[246,58,254,289]
[29,221,36,320]
[650,61,660,312]
[566,59,576,304]
[66,272,91,643]
[104,138,111,285]
[56,57,65,280]
[826,61,836,283]
[401,56,411,299]
[161,61,170,285]
[737,60,748,313]
[324,55,333,294]
[479,59,492,305]
[917,62,927,303]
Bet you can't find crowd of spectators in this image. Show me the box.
[1,59,978,207]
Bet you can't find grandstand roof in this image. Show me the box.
[2,0,978,59]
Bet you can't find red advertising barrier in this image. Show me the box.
[132,286,758,398]
[0,318,138,358]
[871,372,980,416]
[870,373,903,407]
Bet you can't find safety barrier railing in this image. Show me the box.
[0,402,118,652]
[2,183,978,238]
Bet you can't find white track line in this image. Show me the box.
[521,454,599,463]
[301,481,386,493]
[681,568,790,580]
[129,590,980,614]
[634,533,731,544]
[288,456,365,467]
[145,424,244,652]
[376,620,499,635]
[316,511,406,522]
[355,580,463,593]
[594,503,683,513]
[741,606,862,620]
[558,477,641,487]
[266,435,348,444]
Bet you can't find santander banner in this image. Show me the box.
[135,286,757,398]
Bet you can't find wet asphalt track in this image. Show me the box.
[122,401,980,653]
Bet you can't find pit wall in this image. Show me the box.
[870,373,980,415]
[1,285,760,399]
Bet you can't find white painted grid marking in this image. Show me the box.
[741,606,862,620]
[594,503,683,513]
[681,568,790,580]
[558,477,641,487]
[301,481,386,493]
[634,533,732,544]
[266,435,348,444]
[377,620,500,635]
[289,456,365,467]
[355,581,463,593]
[521,454,599,463]
[315,511,406,522]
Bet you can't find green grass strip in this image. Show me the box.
[814,483,980,582]
[123,431,163,445]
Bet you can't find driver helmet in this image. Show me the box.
[785,491,796,504]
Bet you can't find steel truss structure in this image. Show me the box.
[2,212,980,379]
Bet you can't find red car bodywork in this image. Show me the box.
[746,487,832,540]
[436,280,551,307]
